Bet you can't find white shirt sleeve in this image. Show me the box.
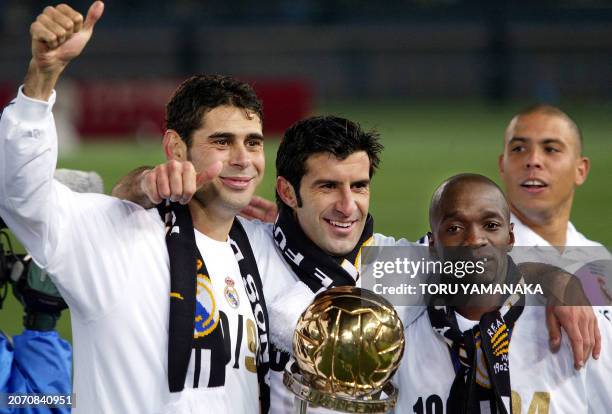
[586,312,612,411]
[0,88,60,266]
[238,218,320,351]
[0,87,161,320]
[396,238,427,326]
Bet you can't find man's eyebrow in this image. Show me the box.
[540,138,565,146]
[440,209,503,222]
[207,132,264,140]
[509,136,565,146]
[208,132,235,139]
[311,178,339,186]
[310,178,370,186]
[440,210,461,222]
[480,210,505,220]
[246,133,265,140]
[508,137,527,145]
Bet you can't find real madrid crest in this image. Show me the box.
[224,277,240,308]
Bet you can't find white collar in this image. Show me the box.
[511,213,602,248]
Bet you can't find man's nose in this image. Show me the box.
[525,147,543,170]
[464,226,487,248]
[230,143,250,169]
[335,187,357,217]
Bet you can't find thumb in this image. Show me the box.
[84,1,105,32]
[196,161,223,188]
[546,306,561,352]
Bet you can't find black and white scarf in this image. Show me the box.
[427,257,525,414]
[272,205,374,294]
[159,202,270,412]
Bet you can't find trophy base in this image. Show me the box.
[293,397,308,414]
[283,363,398,413]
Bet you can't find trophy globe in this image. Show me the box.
[284,286,405,413]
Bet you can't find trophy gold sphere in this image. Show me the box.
[292,286,405,399]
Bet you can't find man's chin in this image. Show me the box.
[323,238,360,257]
[217,193,254,213]
[514,199,553,218]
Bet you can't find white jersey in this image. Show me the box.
[512,213,605,248]
[395,307,612,413]
[511,213,609,263]
[238,220,423,414]
[510,213,612,317]
[0,89,259,413]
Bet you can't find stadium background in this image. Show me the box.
[1,0,611,340]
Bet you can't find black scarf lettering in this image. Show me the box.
[160,202,270,412]
[427,257,525,414]
[272,205,374,293]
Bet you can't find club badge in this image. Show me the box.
[224,277,240,309]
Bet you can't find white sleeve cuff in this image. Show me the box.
[11,86,56,122]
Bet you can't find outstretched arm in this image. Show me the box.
[112,166,156,208]
[111,160,221,207]
[519,262,600,369]
[113,163,278,221]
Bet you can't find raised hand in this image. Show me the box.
[25,1,105,100]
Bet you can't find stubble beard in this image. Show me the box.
[194,180,252,217]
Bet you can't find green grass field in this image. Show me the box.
[2,99,611,341]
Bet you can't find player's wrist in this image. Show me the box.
[138,168,158,206]
[23,59,66,101]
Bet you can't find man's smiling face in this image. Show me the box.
[293,151,371,256]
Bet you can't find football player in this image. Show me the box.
[395,173,612,413]
[0,3,270,412]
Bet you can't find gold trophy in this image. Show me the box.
[283,286,405,413]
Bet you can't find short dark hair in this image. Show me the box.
[276,115,383,208]
[429,173,509,229]
[510,104,583,153]
[165,74,263,147]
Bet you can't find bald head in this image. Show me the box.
[429,173,510,230]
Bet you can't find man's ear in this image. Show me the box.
[427,231,441,260]
[276,176,298,209]
[498,153,505,175]
[508,222,515,251]
[427,231,435,248]
[163,130,187,161]
[575,156,590,187]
